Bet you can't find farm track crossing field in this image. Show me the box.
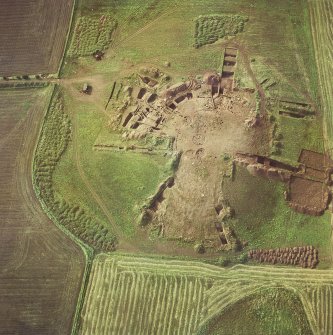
[0,88,84,334]
[80,254,333,335]
[0,0,74,76]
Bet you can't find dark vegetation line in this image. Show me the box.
[33,85,117,251]
[57,0,77,77]
[30,85,98,335]
[105,81,117,109]
[70,256,93,335]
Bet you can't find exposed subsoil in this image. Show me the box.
[289,176,327,209]
[153,84,261,243]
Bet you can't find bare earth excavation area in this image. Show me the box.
[135,61,260,245]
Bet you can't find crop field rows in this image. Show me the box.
[305,285,333,335]
[194,14,247,48]
[309,0,333,153]
[81,257,208,335]
[80,254,333,335]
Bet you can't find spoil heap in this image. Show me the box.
[248,246,319,268]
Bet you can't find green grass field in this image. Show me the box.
[199,288,312,335]
[52,91,170,239]
[277,115,323,162]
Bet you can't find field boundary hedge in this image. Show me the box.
[33,84,118,252]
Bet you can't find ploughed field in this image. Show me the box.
[0,88,84,334]
[0,0,74,76]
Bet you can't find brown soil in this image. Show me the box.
[305,167,326,181]
[0,89,84,334]
[288,176,328,211]
[299,149,333,171]
[153,86,260,243]
[0,0,74,76]
[235,150,332,216]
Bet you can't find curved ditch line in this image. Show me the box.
[27,85,91,335]
[16,98,56,231]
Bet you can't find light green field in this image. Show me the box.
[277,115,323,163]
